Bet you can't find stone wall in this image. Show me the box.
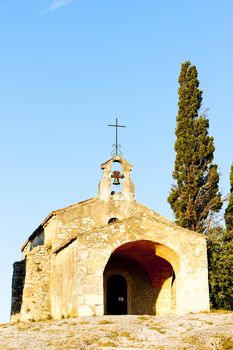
[50,240,78,319]
[20,246,51,321]
[73,211,209,316]
[51,198,143,254]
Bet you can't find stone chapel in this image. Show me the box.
[11,154,210,322]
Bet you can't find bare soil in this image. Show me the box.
[0,312,232,350]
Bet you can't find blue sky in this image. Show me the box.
[0,0,233,323]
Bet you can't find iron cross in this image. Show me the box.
[108,118,126,155]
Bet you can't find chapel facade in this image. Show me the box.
[11,155,210,322]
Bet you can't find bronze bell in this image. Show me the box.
[111,170,124,186]
[113,177,120,186]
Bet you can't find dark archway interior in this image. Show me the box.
[104,240,174,315]
[106,275,127,315]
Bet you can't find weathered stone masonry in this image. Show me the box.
[11,155,210,321]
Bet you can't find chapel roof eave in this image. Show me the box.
[21,197,98,251]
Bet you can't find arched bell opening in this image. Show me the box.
[111,160,123,193]
[104,240,177,315]
[98,155,135,201]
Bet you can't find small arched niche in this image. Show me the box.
[108,218,119,224]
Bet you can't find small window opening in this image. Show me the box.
[108,217,119,224]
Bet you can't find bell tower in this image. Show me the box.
[98,155,135,201]
[100,118,134,200]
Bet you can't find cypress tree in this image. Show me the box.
[225,164,233,235]
[168,61,222,233]
[208,164,233,310]
[207,228,233,310]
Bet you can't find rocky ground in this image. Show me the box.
[0,312,232,350]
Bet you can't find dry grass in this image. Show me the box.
[98,319,114,325]
[137,315,150,321]
[100,341,117,347]
[219,338,233,350]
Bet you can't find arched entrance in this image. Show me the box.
[104,240,177,315]
[106,275,127,315]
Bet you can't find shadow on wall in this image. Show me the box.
[30,230,44,251]
[11,259,26,319]
[104,256,162,315]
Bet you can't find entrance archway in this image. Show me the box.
[104,240,177,315]
[106,275,127,315]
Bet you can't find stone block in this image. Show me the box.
[95,304,104,316]
[84,294,103,305]
[78,305,93,317]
